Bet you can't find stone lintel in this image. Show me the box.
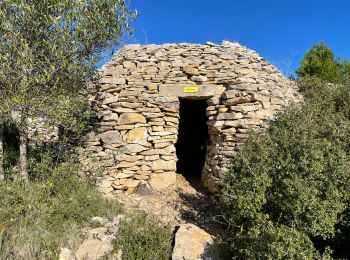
[159,84,225,99]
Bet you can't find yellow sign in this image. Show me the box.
[183,85,199,93]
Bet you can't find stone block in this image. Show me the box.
[182,66,199,75]
[100,131,122,144]
[151,160,176,171]
[126,127,147,141]
[119,113,146,125]
[103,113,119,121]
[125,143,149,153]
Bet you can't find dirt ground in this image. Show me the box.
[114,174,229,239]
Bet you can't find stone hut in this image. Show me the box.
[84,41,302,195]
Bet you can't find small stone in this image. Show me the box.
[125,143,149,153]
[102,96,119,105]
[113,172,134,179]
[75,239,113,260]
[59,247,74,260]
[182,66,199,75]
[100,131,122,144]
[217,112,243,120]
[119,113,146,125]
[123,60,136,68]
[191,75,207,83]
[126,127,147,141]
[103,113,119,121]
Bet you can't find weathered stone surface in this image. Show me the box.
[102,96,119,105]
[100,131,122,144]
[126,127,147,141]
[119,113,146,125]
[217,112,243,120]
[191,75,207,83]
[149,172,176,190]
[151,159,176,171]
[103,113,119,121]
[125,143,149,153]
[75,239,113,260]
[172,224,219,260]
[159,84,225,98]
[59,248,74,260]
[182,66,199,75]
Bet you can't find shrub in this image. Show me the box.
[0,160,122,259]
[113,212,173,260]
[223,79,350,258]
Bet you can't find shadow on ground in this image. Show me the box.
[175,179,229,238]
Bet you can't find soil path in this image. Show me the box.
[114,174,229,238]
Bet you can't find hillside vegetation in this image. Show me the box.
[224,42,350,259]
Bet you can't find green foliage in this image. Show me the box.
[114,212,173,260]
[0,0,136,117]
[0,0,136,178]
[223,79,350,258]
[0,158,122,259]
[296,41,350,84]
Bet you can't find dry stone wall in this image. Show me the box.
[83,41,302,195]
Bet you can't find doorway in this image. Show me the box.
[176,98,209,182]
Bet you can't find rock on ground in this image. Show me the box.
[172,223,220,260]
[58,247,74,260]
[75,239,113,260]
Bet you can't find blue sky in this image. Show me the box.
[107,0,350,76]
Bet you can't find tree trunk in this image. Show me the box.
[0,115,4,181]
[19,116,29,184]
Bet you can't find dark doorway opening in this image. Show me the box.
[176,98,209,182]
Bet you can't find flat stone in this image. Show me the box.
[103,113,119,121]
[159,84,225,98]
[172,224,219,260]
[100,131,122,144]
[113,172,134,179]
[125,143,149,153]
[149,131,174,136]
[229,83,258,91]
[182,66,199,75]
[75,239,113,260]
[217,112,243,120]
[102,96,119,105]
[119,113,146,125]
[151,159,176,171]
[126,127,147,141]
[123,60,136,68]
[149,172,176,190]
[223,96,253,106]
[99,77,125,84]
[115,161,138,169]
[230,103,261,112]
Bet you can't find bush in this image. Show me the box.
[0,161,122,259]
[223,79,350,258]
[113,212,173,260]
